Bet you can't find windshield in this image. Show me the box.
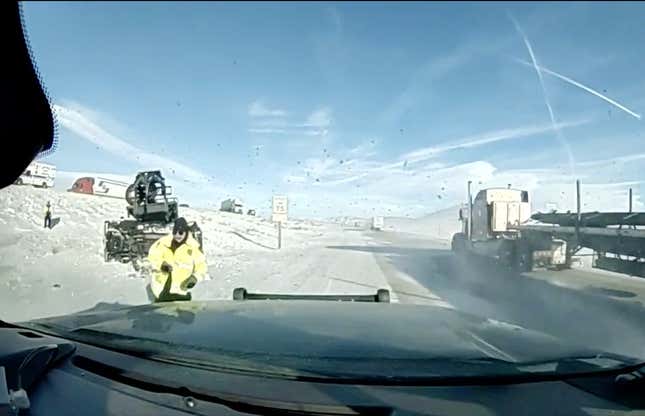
[3,1,645,380]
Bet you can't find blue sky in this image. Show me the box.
[22,2,645,218]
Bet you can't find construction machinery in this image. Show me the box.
[103,170,203,269]
[451,180,645,277]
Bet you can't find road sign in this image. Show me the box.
[272,195,288,223]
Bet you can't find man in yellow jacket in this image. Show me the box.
[147,217,207,302]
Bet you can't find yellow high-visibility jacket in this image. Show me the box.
[147,234,207,298]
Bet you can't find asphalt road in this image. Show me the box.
[328,230,645,361]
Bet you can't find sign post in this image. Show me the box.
[278,222,282,249]
[272,196,288,249]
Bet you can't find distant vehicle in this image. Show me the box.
[68,176,129,199]
[221,198,244,214]
[371,216,384,231]
[179,203,190,208]
[247,209,256,216]
[14,161,56,188]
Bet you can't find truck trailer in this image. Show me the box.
[69,176,130,199]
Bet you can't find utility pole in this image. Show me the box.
[278,221,282,249]
[575,179,581,243]
[467,180,473,242]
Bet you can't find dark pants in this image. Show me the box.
[44,213,51,229]
[154,272,192,303]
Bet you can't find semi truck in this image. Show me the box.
[451,181,645,277]
[14,161,56,188]
[69,176,130,199]
[371,216,384,231]
[221,198,244,214]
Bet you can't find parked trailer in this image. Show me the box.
[452,180,645,277]
[68,176,130,199]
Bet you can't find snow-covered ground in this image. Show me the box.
[0,185,395,322]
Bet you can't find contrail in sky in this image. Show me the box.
[508,13,576,176]
[514,58,642,120]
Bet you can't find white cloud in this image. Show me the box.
[281,155,643,218]
[577,152,645,167]
[303,129,329,137]
[285,119,587,191]
[248,100,288,117]
[248,128,328,136]
[52,103,227,198]
[283,175,307,184]
[305,108,332,128]
[248,128,288,134]
[277,115,641,218]
[347,139,378,157]
[248,104,332,137]
[400,119,588,164]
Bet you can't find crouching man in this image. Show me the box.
[147,217,207,302]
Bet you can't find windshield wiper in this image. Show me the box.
[232,287,391,303]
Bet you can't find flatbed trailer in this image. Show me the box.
[516,215,645,278]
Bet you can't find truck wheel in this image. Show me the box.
[451,233,466,253]
[514,244,533,273]
[15,178,23,185]
[233,287,247,300]
[376,289,390,303]
[498,240,515,270]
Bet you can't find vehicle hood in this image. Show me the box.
[21,300,634,380]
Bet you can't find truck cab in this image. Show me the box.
[221,198,244,214]
[470,188,530,241]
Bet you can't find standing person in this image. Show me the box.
[147,217,207,302]
[44,201,52,229]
